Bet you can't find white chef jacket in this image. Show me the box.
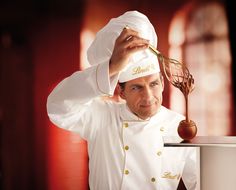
[47,61,197,190]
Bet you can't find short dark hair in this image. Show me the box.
[118,82,126,90]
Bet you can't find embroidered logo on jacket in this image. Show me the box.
[161,172,181,180]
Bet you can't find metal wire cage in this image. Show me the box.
[149,45,197,140]
[149,44,194,97]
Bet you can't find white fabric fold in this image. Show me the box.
[87,10,160,82]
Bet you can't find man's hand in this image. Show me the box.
[109,27,149,77]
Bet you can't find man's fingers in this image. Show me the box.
[127,44,149,54]
[118,27,139,42]
[124,36,149,49]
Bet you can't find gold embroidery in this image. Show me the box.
[161,172,181,180]
[132,64,156,75]
[123,123,129,128]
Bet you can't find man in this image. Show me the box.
[47,11,197,190]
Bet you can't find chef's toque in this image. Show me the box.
[87,10,160,83]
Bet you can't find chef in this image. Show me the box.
[47,10,197,190]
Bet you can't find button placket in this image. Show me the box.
[122,122,130,179]
[122,122,129,153]
[124,169,129,175]
[124,145,129,150]
[121,120,165,189]
[151,132,164,186]
[151,177,156,182]
[160,126,165,132]
[123,122,129,128]
[157,150,162,156]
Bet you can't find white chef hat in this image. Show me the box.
[87,10,160,83]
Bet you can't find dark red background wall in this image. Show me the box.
[29,17,88,190]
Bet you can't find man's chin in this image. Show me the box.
[139,110,157,120]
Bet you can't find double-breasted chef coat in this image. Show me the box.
[47,61,197,190]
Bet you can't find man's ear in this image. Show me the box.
[117,84,126,100]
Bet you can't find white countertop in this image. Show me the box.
[163,136,236,147]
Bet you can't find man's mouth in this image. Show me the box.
[140,104,154,108]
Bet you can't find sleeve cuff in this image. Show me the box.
[96,61,119,96]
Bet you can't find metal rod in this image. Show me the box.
[148,44,161,56]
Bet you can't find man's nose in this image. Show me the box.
[142,87,153,100]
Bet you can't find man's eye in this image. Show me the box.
[150,82,159,87]
[131,86,141,91]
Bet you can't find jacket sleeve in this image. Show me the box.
[46,61,119,138]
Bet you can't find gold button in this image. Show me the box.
[160,127,164,132]
[124,170,129,175]
[124,145,129,150]
[123,123,129,128]
[151,177,156,182]
[157,151,162,156]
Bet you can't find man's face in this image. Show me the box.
[119,73,164,120]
